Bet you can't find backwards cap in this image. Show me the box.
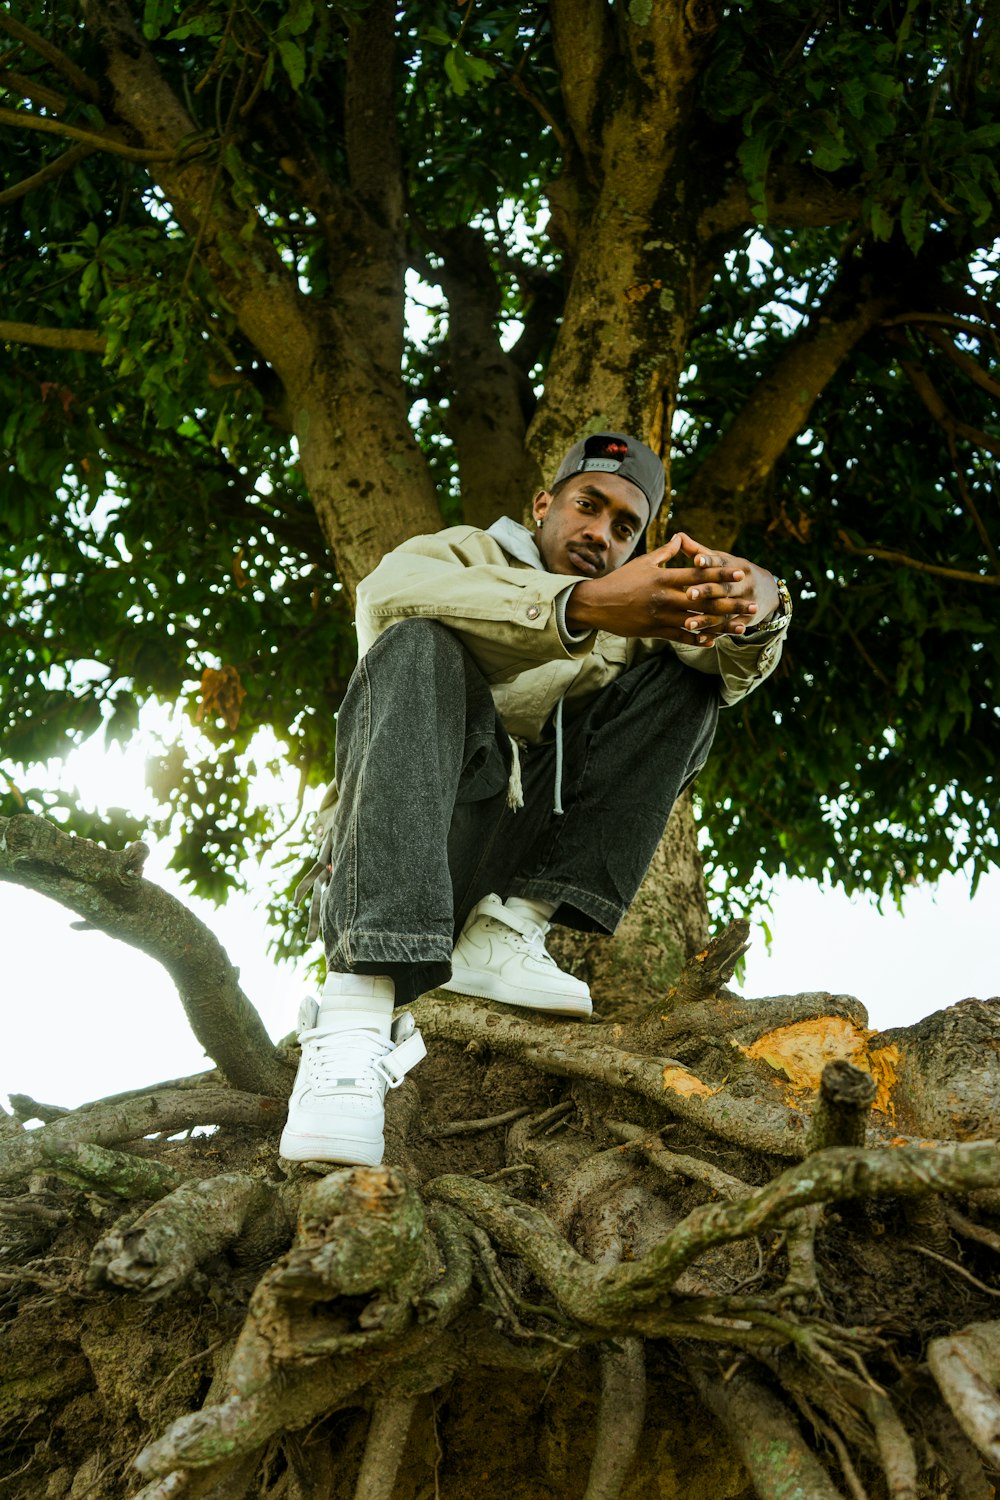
[552,432,665,521]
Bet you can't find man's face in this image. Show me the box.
[532,473,650,577]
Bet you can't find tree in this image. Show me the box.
[2,3,1000,1497]
[2,0,997,916]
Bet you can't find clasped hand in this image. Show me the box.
[564,532,780,645]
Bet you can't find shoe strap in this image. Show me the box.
[303,1023,426,1091]
[478,897,544,943]
[377,1029,427,1088]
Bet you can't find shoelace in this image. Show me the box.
[301,1025,394,1094]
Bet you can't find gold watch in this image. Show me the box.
[745,576,791,636]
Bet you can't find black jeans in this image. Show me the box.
[320,619,719,1005]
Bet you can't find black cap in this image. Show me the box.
[552,432,665,521]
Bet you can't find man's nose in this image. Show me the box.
[581,515,611,549]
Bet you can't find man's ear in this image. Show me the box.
[532,489,552,525]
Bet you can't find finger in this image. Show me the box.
[666,566,746,589]
[684,611,751,636]
[685,578,750,602]
[646,616,718,645]
[647,536,684,566]
[721,615,758,636]
[669,531,716,563]
[683,585,755,609]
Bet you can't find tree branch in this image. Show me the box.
[0,814,291,1096]
[432,225,539,527]
[671,259,896,548]
[898,354,1000,460]
[0,13,101,101]
[838,530,1000,587]
[0,66,70,114]
[548,0,614,169]
[0,320,106,353]
[0,103,178,161]
[0,141,95,206]
[699,167,863,241]
[921,323,1000,401]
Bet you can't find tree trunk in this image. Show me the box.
[547,790,710,1007]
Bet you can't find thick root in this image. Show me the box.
[928,1320,1000,1467]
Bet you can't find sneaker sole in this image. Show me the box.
[440,971,592,1018]
[278,1129,384,1167]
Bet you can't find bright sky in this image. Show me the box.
[3,721,997,1113]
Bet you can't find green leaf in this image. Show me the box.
[869,200,894,240]
[278,39,307,91]
[79,260,100,304]
[443,47,469,97]
[281,0,314,38]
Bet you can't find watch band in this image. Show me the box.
[744,576,792,636]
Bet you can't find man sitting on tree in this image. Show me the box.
[280,432,791,1166]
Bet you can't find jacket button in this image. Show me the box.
[526,605,540,620]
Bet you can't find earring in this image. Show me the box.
[535,520,542,529]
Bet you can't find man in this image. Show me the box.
[280,432,791,1166]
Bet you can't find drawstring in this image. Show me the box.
[507,702,567,816]
[506,736,524,810]
[553,696,565,816]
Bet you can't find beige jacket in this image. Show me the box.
[355,519,788,744]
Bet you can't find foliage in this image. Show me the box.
[1,0,998,940]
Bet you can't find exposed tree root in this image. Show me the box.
[88,1173,291,1300]
[779,1206,822,1299]
[607,1120,751,1199]
[354,1395,418,1500]
[927,1320,1000,1467]
[134,1447,264,1500]
[863,1389,919,1500]
[0,1087,285,1184]
[665,918,750,1005]
[429,1140,1000,1330]
[914,1386,995,1500]
[416,992,809,1156]
[3,816,999,1498]
[692,1362,846,1500]
[583,1337,646,1500]
[945,1202,1000,1254]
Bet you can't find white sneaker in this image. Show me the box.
[442,894,592,1017]
[279,974,427,1166]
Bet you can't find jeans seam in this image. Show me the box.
[341,655,371,968]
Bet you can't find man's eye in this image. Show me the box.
[617,526,634,541]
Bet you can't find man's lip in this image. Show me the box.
[568,547,604,576]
